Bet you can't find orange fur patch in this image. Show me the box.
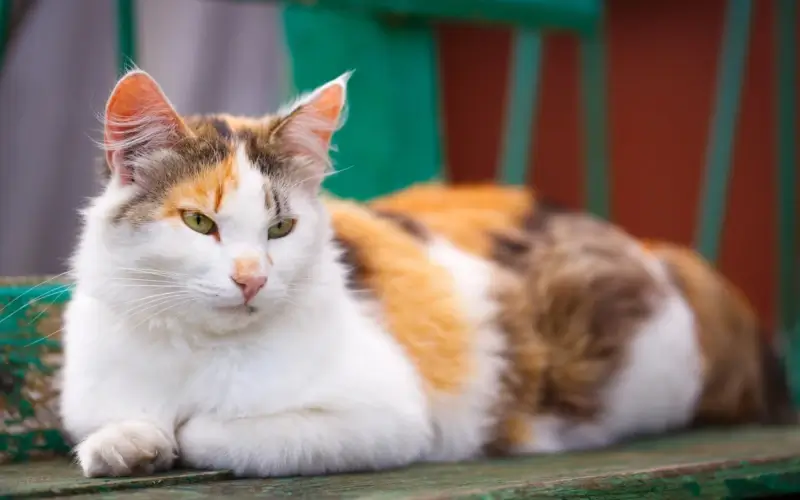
[369,183,533,215]
[161,154,239,219]
[368,184,535,257]
[326,198,472,394]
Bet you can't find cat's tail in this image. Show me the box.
[757,330,797,425]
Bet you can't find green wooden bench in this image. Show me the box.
[2,0,800,497]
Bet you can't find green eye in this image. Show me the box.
[181,211,217,235]
[268,218,296,239]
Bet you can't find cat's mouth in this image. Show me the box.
[216,304,257,315]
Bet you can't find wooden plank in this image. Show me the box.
[283,4,442,200]
[498,30,541,186]
[0,462,231,499]
[279,0,601,34]
[5,427,800,498]
[694,0,753,263]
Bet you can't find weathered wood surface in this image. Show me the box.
[3,426,800,499]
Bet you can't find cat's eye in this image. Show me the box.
[268,218,296,239]
[181,211,217,235]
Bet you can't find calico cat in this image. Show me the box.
[60,70,794,479]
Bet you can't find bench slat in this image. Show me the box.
[4,427,800,499]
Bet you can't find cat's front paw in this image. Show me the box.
[75,420,177,477]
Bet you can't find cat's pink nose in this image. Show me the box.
[231,275,267,304]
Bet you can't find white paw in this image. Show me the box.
[75,421,177,477]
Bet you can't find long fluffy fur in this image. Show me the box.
[59,70,794,481]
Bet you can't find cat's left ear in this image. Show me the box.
[270,72,351,180]
[104,70,193,185]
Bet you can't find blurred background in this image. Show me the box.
[0,0,797,335]
[0,0,289,277]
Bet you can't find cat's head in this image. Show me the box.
[75,69,349,334]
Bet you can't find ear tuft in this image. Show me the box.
[271,71,351,174]
[103,70,191,185]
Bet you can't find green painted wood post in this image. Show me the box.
[281,0,601,200]
[117,0,137,75]
[694,0,752,263]
[282,0,601,33]
[498,30,542,186]
[580,14,610,219]
[0,0,12,69]
[283,5,443,201]
[776,0,799,404]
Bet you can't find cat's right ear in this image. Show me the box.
[103,70,191,185]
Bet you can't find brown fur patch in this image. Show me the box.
[491,212,662,450]
[370,210,429,240]
[332,235,370,291]
[185,114,271,138]
[491,230,533,272]
[326,199,472,393]
[651,243,795,425]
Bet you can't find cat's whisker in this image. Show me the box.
[112,267,189,279]
[0,271,73,316]
[104,292,192,328]
[118,291,192,318]
[104,294,193,335]
[116,271,186,281]
[24,286,72,328]
[107,283,187,290]
[0,285,74,328]
[278,298,302,309]
[126,290,189,303]
[23,326,67,347]
[107,276,177,283]
[127,297,195,333]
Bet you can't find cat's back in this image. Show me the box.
[335,188,711,455]
[324,194,702,458]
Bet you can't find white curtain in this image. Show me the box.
[0,0,289,276]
